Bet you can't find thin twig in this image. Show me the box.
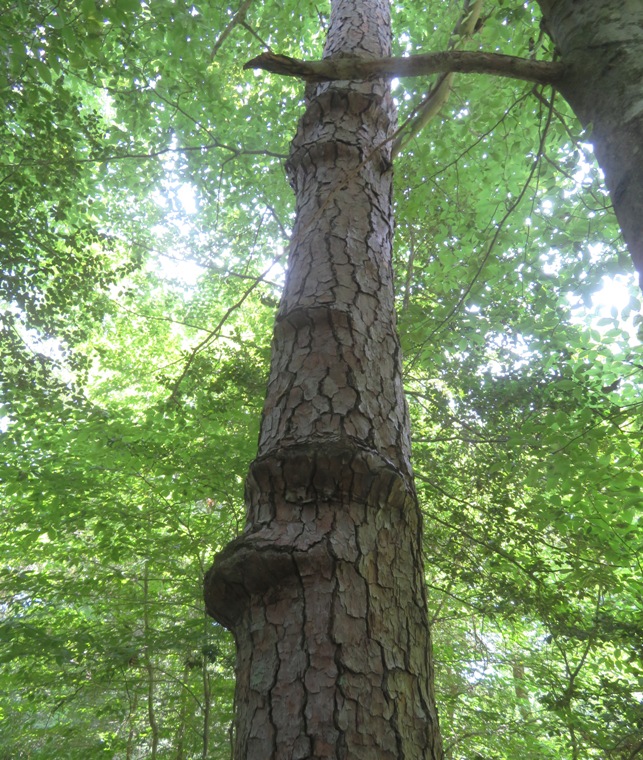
[407,90,557,368]
[168,253,286,402]
[210,0,255,61]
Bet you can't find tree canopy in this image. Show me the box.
[1,1,641,758]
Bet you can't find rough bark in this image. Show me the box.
[537,0,643,287]
[204,1,443,758]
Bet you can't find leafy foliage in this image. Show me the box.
[1,1,641,758]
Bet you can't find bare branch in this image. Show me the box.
[245,49,566,86]
[210,0,255,61]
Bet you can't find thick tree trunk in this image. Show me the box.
[204,1,442,758]
[537,0,643,286]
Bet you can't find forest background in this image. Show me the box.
[1,0,642,758]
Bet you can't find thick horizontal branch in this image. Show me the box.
[244,50,566,86]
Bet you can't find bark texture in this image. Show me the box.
[204,1,442,758]
[538,0,643,285]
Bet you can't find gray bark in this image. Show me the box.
[537,0,643,286]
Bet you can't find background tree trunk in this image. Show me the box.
[537,0,643,285]
[204,0,443,757]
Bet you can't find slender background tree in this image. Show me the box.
[1,1,641,758]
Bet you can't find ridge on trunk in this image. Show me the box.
[204,1,443,757]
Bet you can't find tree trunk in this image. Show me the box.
[537,0,643,286]
[202,659,211,760]
[143,563,160,759]
[204,1,443,758]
